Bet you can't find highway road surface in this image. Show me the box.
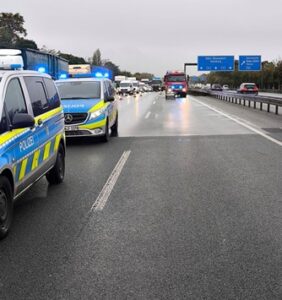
[0,92,281,299]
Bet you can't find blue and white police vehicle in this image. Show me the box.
[0,69,65,239]
[56,75,118,142]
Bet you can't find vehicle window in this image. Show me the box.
[56,81,101,99]
[0,108,8,134]
[24,77,50,117]
[43,78,60,109]
[104,81,110,98]
[166,75,186,82]
[120,82,131,87]
[4,78,27,123]
[107,81,115,96]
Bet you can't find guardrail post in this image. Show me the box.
[248,100,251,107]
[243,99,246,106]
[254,101,256,109]
[267,103,270,112]
[275,105,278,114]
[260,102,263,110]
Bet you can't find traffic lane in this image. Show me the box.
[39,135,282,299]
[0,136,131,300]
[119,93,253,137]
[118,92,159,136]
[193,95,282,142]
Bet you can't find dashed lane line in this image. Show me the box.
[91,150,131,212]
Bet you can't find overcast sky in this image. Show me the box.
[1,0,282,76]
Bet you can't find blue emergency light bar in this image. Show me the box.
[68,72,111,79]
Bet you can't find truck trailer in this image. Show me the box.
[0,48,69,79]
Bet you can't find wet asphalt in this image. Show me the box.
[0,93,281,299]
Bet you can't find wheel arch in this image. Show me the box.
[1,169,14,196]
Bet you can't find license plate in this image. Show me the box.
[65,125,78,131]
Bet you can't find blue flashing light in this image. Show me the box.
[95,72,103,78]
[104,72,109,78]
[172,85,175,89]
[59,73,68,79]
[10,64,22,70]
[38,67,46,73]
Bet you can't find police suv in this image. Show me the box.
[0,71,65,239]
[56,77,118,142]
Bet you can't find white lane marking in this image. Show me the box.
[145,111,151,119]
[153,101,156,104]
[193,97,282,147]
[91,150,131,212]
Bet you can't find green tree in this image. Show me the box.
[91,48,102,66]
[15,38,38,50]
[0,13,27,48]
[59,52,86,64]
[103,60,120,77]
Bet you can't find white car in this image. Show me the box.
[119,80,134,95]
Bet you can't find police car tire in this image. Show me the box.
[46,144,65,185]
[111,114,118,137]
[0,176,13,240]
[101,120,110,143]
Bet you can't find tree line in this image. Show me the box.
[0,12,154,80]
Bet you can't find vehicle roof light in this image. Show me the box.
[38,67,46,73]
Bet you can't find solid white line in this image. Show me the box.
[192,97,282,147]
[145,111,151,119]
[91,150,131,212]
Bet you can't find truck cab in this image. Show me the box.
[164,71,188,99]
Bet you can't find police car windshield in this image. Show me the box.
[56,81,101,100]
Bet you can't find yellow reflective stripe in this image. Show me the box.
[88,101,106,112]
[54,134,61,151]
[13,165,17,176]
[0,128,26,146]
[34,106,63,123]
[43,142,51,161]
[19,158,28,181]
[31,149,41,171]
[79,119,107,130]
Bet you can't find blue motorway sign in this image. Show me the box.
[198,56,234,72]
[239,56,261,71]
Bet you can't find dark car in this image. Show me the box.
[237,83,258,95]
[211,84,223,91]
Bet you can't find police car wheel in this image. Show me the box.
[101,119,110,143]
[111,114,118,137]
[46,144,65,185]
[0,176,13,240]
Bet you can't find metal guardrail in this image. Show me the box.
[189,89,282,115]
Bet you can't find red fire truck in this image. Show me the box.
[164,71,188,99]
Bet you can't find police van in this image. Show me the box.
[0,70,65,239]
[56,76,118,142]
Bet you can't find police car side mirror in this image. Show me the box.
[105,95,115,102]
[12,113,35,130]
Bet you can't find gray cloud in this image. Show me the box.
[1,0,282,76]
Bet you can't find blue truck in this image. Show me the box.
[0,48,69,79]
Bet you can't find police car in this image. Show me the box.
[0,70,65,239]
[56,77,118,141]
